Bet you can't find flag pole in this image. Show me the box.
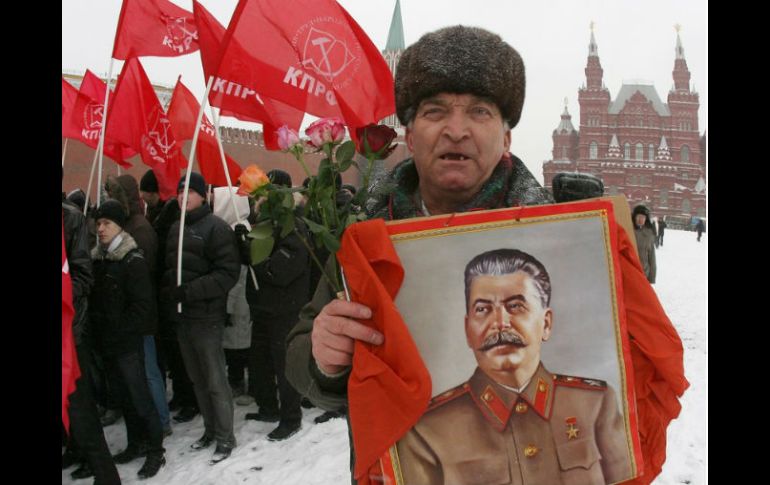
[176,75,215,313]
[62,139,68,168]
[83,149,100,217]
[95,59,115,209]
[210,106,259,291]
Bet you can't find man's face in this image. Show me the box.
[465,271,552,380]
[406,93,511,198]
[140,190,160,208]
[635,213,647,226]
[96,218,122,246]
[177,190,204,212]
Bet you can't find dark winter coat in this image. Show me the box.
[367,154,554,220]
[63,200,94,346]
[105,175,158,278]
[89,233,154,357]
[241,221,311,319]
[633,226,657,284]
[149,198,180,285]
[161,203,240,324]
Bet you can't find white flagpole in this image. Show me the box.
[83,149,99,217]
[96,59,115,209]
[210,106,259,291]
[61,139,68,168]
[176,75,215,313]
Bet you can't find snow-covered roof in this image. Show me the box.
[609,84,670,116]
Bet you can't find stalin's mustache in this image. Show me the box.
[478,330,525,351]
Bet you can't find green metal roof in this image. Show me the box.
[385,0,405,51]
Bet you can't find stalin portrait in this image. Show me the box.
[395,248,634,485]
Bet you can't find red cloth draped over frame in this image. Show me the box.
[339,214,688,485]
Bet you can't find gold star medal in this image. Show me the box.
[565,417,579,440]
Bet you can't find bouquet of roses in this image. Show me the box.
[237,117,397,293]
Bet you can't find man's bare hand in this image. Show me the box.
[312,299,383,375]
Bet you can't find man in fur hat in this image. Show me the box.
[284,25,589,477]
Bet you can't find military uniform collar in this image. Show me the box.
[467,363,554,431]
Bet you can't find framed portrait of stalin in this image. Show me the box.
[340,198,643,485]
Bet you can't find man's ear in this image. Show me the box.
[541,308,553,342]
[502,128,511,153]
[406,125,414,152]
[464,315,473,349]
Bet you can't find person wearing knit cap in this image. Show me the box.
[160,171,240,463]
[284,24,636,481]
[90,199,167,479]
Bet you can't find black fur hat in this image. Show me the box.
[395,25,525,128]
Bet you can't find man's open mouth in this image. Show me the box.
[439,152,471,161]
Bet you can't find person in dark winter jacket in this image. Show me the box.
[139,169,199,422]
[695,218,705,241]
[105,174,170,434]
[160,172,240,464]
[656,216,667,247]
[632,205,657,283]
[62,199,121,485]
[90,200,166,479]
[235,170,312,441]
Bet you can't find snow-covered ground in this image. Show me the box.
[63,229,706,485]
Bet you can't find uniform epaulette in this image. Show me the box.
[552,374,607,391]
[427,382,470,411]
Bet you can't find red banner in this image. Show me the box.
[167,78,243,187]
[215,0,395,134]
[107,58,184,200]
[62,78,81,139]
[192,0,302,150]
[113,0,200,60]
[61,219,80,433]
[69,70,136,167]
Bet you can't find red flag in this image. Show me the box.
[214,0,395,135]
[107,58,184,200]
[167,78,243,187]
[62,219,80,433]
[70,70,137,167]
[192,0,303,150]
[62,78,81,139]
[112,0,200,60]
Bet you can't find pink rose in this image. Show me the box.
[276,125,301,152]
[305,117,346,149]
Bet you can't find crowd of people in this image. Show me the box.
[62,22,686,485]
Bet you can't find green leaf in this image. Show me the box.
[279,213,295,238]
[301,216,326,234]
[282,192,294,209]
[335,141,356,168]
[320,230,340,253]
[356,212,368,221]
[345,213,358,228]
[249,221,274,240]
[250,236,274,264]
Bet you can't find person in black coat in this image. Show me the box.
[90,200,166,479]
[139,169,200,424]
[695,218,705,241]
[235,170,312,441]
[160,172,240,464]
[62,199,121,484]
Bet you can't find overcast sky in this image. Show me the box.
[62,0,707,183]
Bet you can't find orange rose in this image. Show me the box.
[237,164,270,196]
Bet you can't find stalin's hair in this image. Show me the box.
[395,25,525,128]
[464,249,551,313]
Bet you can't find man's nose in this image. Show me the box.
[442,110,470,142]
[492,306,512,330]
